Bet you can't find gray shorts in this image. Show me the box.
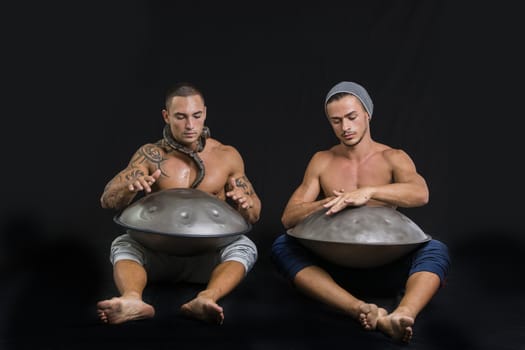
[109,233,258,284]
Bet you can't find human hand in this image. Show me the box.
[323,187,372,215]
[226,177,253,210]
[127,169,161,193]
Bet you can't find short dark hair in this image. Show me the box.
[165,82,205,109]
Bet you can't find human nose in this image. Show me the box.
[342,118,352,131]
[185,118,194,129]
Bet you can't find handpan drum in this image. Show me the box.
[286,206,431,268]
[114,188,251,256]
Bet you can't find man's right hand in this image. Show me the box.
[128,169,161,193]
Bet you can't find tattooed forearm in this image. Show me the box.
[101,176,134,210]
[101,170,143,210]
[102,189,131,210]
[101,143,168,210]
[125,169,145,181]
[103,175,121,193]
[234,176,254,195]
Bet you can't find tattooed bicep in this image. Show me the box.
[141,144,164,162]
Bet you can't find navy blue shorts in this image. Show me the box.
[270,234,450,295]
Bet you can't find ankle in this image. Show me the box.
[350,300,367,319]
[392,305,415,318]
[197,290,219,301]
[121,292,143,300]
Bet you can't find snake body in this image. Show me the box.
[162,125,210,188]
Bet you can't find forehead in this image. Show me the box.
[326,95,364,117]
[167,94,205,111]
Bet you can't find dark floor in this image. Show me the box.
[1,230,524,350]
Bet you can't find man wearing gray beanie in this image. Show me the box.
[271,81,450,343]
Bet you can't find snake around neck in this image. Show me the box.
[162,124,211,189]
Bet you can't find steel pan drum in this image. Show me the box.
[287,206,431,268]
[114,188,251,256]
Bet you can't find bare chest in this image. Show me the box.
[154,153,231,198]
[320,157,392,194]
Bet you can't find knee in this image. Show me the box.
[244,237,258,264]
[429,239,449,252]
[270,234,289,262]
[410,239,451,286]
[109,233,146,266]
[221,235,258,273]
[428,240,451,265]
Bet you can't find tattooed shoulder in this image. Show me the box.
[140,143,165,162]
[155,139,175,154]
[127,143,168,175]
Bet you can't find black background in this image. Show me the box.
[1,1,524,349]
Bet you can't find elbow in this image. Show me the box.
[100,195,118,210]
[249,213,260,225]
[415,189,430,206]
[247,201,261,224]
[281,215,292,230]
[100,196,109,209]
[422,187,430,205]
[416,197,429,207]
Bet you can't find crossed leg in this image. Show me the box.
[293,265,385,330]
[293,266,441,343]
[376,271,441,343]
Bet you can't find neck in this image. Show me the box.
[340,136,374,160]
[163,125,210,153]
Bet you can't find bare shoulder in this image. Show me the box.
[311,149,335,163]
[380,146,416,168]
[124,141,168,169]
[207,138,242,159]
[305,149,334,174]
[381,146,410,160]
[135,141,167,159]
[151,138,172,153]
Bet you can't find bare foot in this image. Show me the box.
[357,303,387,330]
[96,297,155,324]
[377,312,414,343]
[180,296,224,325]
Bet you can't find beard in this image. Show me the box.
[341,124,367,148]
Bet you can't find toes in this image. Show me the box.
[97,311,108,323]
[359,303,372,314]
[399,317,414,328]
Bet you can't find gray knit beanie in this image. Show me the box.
[325,81,373,118]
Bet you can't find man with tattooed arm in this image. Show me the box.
[97,82,261,325]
